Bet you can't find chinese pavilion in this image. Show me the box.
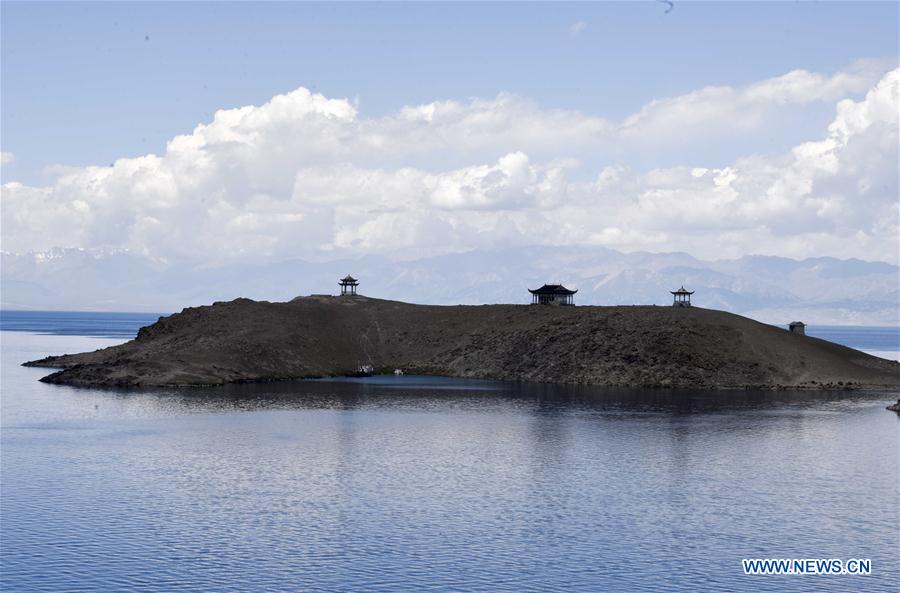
[528,284,577,305]
[339,274,359,296]
[671,286,694,307]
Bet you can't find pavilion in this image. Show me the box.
[671,286,694,307]
[529,284,577,305]
[339,274,359,296]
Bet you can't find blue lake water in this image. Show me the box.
[0,310,165,338]
[1,314,899,592]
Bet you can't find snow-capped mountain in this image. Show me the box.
[2,247,897,325]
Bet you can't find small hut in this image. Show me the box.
[339,274,359,296]
[788,321,806,335]
[671,286,694,307]
[528,284,577,305]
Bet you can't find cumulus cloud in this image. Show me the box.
[0,152,14,165]
[1,63,897,264]
[571,69,900,259]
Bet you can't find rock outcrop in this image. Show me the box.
[24,295,900,389]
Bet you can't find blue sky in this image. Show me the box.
[3,1,897,182]
[1,1,898,266]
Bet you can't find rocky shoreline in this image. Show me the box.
[24,295,900,390]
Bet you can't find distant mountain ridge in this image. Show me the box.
[2,246,898,325]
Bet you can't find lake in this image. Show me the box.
[1,314,898,592]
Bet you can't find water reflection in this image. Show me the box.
[65,375,896,419]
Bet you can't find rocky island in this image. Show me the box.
[24,295,900,389]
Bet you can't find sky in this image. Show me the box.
[1,1,899,265]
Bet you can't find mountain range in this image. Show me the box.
[2,247,897,325]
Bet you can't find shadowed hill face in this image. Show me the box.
[25,296,900,389]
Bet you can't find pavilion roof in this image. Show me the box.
[340,275,359,283]
[670,286,694,295]
[528,284,577,295]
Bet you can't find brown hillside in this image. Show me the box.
[24,295,900,389]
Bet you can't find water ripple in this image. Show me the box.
[2,332,898,592]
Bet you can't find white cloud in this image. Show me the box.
[0,152,14,166]
[570,21,587,36]
[1,64,897,265]
[569,69,899,260]
[619,59,893,142]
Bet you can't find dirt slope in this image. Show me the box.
[24,295,900,389]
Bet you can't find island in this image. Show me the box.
[24,295,900,390]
